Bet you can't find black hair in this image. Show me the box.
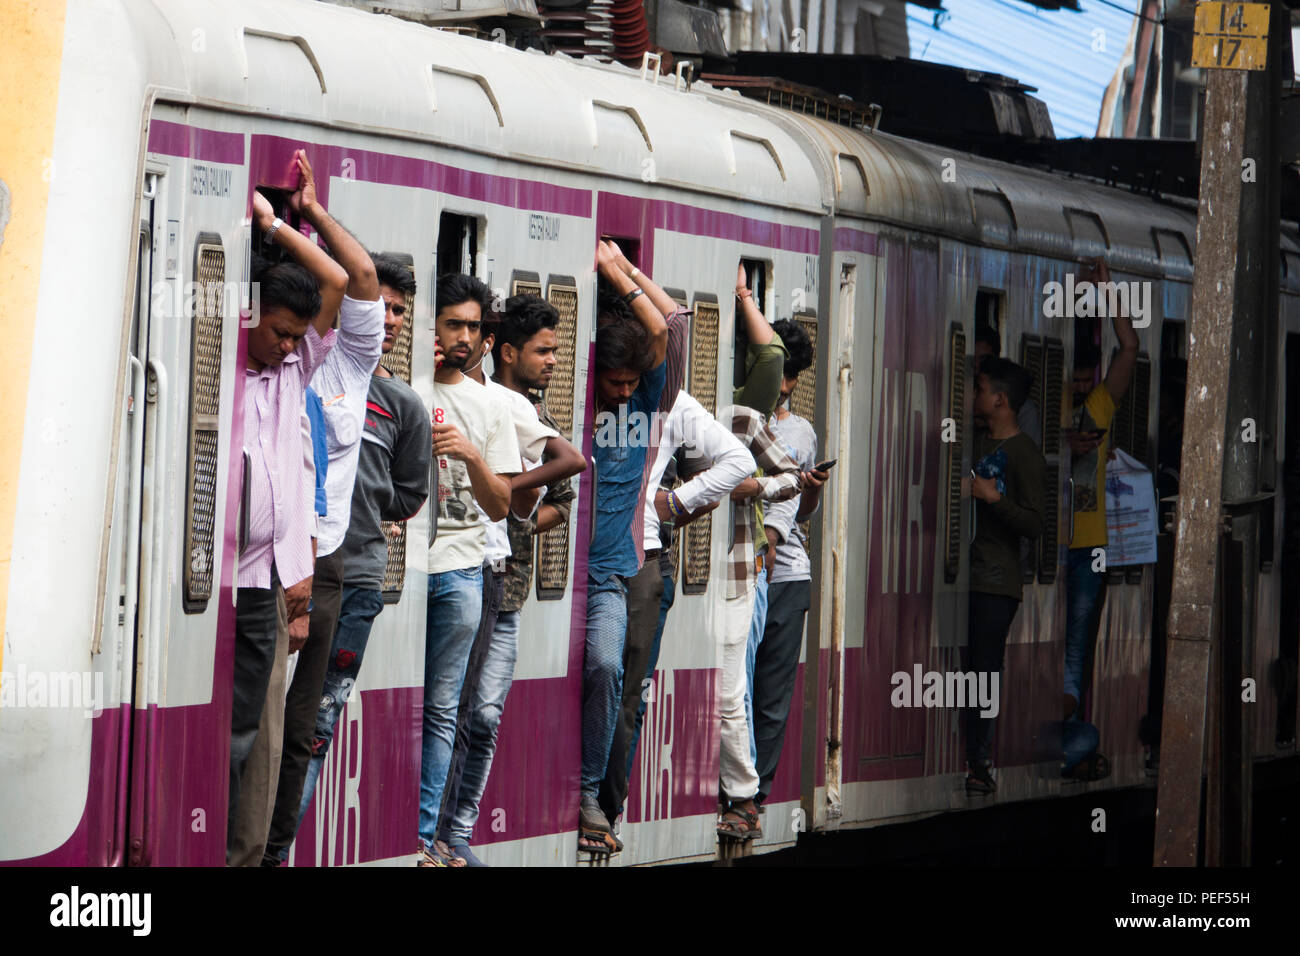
[1075,341,1101,372]
[596,287,634,328]
[435,272,493,320]
[975,324,1000,353]
[251,254,320,321]
[980,356,1032,413]
[493,294,559,365]
[373,254,416,297]
[596,318,654,374]
[772,318,813,379]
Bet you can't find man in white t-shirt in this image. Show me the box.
[418,274,522,865]
[596,388,755,827]
[429,295,584,866]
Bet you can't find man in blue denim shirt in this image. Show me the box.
[578,239,668,854]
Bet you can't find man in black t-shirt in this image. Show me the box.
[965,357,1045,795]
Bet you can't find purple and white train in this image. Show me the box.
[2,0,1297,866]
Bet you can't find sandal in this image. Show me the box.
[578,797,619,856]
[1062,751,1111,782]
[730,799,762,840]
[717,807,750,841]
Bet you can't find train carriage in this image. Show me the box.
[1,0,1296,867]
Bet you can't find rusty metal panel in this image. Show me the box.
[381,260,416,603]
[183,239,225,613]
[792,311,819,553]
[1020,335,1044,584]
[682,297,719,594]
[943,323,966,583]
[1037,338,1065,584]
[536,280,579,599]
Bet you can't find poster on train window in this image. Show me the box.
[1104,448,1158,566]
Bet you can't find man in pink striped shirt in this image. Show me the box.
[229,152,347,854]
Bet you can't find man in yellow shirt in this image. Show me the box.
[1063,259,1139,774]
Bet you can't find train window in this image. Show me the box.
[734,258,769,394]
[535,276,580,601]
[1037,338,1066,584]
[942,323,966,584]
[511,270,542,298]
[437,212,480,277]
[682,294,721,595]
[183,236,226,613]
[974,290,1001,355]
[380,254,418,605]
[1110,350,1152,465]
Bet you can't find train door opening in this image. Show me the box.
[437,212,480,278]
[594,235,641,311]
[734,257,769,395]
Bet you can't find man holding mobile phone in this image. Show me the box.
[1062,258,1139,782]
[750,319,827,806]
[966,358,1045,794]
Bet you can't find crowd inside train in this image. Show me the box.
[227,149,1141,867]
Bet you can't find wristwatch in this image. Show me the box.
[265,216,284,242]
[623,287,644,306]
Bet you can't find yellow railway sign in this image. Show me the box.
[1191,2,1270,71]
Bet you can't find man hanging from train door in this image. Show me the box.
[965,358,1045,795]
[233,162,388,867]
[578,240,672,855]
[265,255,431,866]
[418,274,522,867]
[229,153,347,858]
[596,365,757,835]
[1062,257,1139,782]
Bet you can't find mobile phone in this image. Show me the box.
[1091,428,1107,440]
[814,459,837,473]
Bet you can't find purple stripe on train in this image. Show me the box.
[146,120,245,165]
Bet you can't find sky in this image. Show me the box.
[906,0,1146,138]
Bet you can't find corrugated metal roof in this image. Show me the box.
[906,0,1144,137]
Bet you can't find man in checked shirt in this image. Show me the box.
[712,403,812,842]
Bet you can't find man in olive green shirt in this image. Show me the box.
[966,357,1045,794]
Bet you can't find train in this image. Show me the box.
[2,0,1297,867]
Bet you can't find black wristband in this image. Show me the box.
[623,287,644,305]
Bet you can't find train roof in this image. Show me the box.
[93,0,1300,289]
[119,0,824,212]
[705,96,1300,286]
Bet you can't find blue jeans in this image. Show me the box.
[418,566,483,848]
[293,585,385,843]
[745,571,770,765]
[582,574,629,798]
[1064,548,1107,707]
[627,571,676,779]
[444,609,519,846]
